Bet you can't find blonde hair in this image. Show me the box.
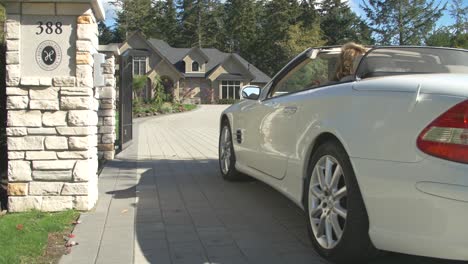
[335,42,367,81]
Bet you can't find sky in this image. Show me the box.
[100,0,465,29]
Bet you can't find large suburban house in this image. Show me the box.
[119,32,271,104]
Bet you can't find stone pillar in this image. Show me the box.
[4,1,105,212]
[97,45,119,160]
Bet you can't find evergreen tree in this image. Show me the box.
[427,0,467,48]
[176,0,222,48]
[449,0,467,48]
[257,0,302,75]
[224,0,258,53]
[426,26,453,47]
[199,0,224,48]
[361,0,446,45]
[177,0,197,46]
[98,22,116,45]
[450,0,468,35]
[160,0,180,46]
[320,0,373,45]
[111,25,126,44]
[298,0,319,28]
[114,0,155,38]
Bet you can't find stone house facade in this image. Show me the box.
[119,33,271,103]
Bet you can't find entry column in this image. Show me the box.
[4,0,105,212]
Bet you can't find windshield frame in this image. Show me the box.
[261,47,343,101]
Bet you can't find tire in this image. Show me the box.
[218,121,249,181]
[305,140,378,264]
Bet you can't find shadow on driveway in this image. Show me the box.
[104,158,465,264]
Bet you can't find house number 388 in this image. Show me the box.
[36,22,63,35]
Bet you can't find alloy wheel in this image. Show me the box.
[309,155,348,249]
[219,126,232,174]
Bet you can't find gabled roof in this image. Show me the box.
[146,38,270,83]
[208,53,254,81]
[232,54,271,83]
[184,47,210,62]
[122,33,183,78]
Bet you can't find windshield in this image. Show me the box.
[356,47,468,79]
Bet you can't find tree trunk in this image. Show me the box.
[398,0,404,45]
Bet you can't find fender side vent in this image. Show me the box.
[236,129,243,144]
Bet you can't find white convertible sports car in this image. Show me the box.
[218,46,468,263]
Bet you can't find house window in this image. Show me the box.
[133,56,147,76]
[192,61,200,72]
[220,81,241,100]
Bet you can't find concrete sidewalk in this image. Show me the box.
[60,105,459,264]
[60,143,139,263]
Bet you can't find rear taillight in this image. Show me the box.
[417,100,468,164]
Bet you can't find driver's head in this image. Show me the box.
[336,42,367,81]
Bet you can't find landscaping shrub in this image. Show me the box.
[172,103,184,113]
[160,102,173,114]
[183,104,197,111]
[132,75,147,101]
[132,90,196,117]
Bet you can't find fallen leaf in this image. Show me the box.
[16,224,23,230]
[65,241,79,247]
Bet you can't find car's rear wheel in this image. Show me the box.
[219,121,248,181]
[305,141,378,264]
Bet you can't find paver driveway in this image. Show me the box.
[61,105,463,264]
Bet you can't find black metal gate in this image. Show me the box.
[0,41,8,210]
[118,54,133,150]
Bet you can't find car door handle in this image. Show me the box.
[283,106,297,115]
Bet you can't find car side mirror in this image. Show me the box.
[241,85,261,100]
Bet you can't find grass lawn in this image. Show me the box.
[183,104,197,111]
[0,210,79,264]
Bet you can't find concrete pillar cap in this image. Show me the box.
[3,0,106,21]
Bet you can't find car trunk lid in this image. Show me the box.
[354,74,468,98]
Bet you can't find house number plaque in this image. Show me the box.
[21,16,76,77]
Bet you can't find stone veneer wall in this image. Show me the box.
[97,53,116,160]
[5,11,101,212]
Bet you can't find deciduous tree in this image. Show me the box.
[277,22,325,59]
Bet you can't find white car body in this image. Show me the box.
[220,47,468,261]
